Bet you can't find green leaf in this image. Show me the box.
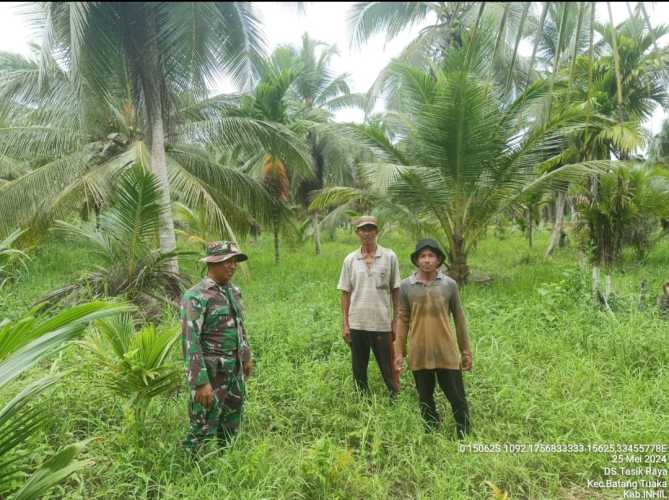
[0,302,131,388]
[12,439,93,500]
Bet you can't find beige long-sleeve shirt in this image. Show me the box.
[395,271,470,370]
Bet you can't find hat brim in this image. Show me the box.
[355,222,378,229]
[199,253,248,264]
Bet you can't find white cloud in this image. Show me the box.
[0,2,32,57]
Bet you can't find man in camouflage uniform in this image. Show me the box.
[180,241,252,451]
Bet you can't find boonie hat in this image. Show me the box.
[354,215,379,229]
[200,240,248,263]
[410,239,446,266]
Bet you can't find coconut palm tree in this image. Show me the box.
[349,2,537,113]
[348,2,528,58]
[0,42,301,251]
[208,49,316,263]
[15,3,267,273]
[521,2,597,257]
[231,37,372,259]
[276,34,364,254]
[547,15,669,263]
[313,36,608,284]
[536,7,669,256]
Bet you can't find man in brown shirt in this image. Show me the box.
[395,239,472,437]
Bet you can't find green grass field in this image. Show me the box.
[2,228,668,499]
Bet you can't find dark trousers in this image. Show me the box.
[350,329,396,395]
[412,369,470,437]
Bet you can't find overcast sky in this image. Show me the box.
[1,2,668,131]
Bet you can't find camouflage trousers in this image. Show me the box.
[184,355,245,450]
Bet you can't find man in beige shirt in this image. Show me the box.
[395,239,472,437]
[337,216,401,398]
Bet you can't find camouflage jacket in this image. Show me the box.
[180,277,251,389]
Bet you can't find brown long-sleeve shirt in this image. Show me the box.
[395,271,470,371]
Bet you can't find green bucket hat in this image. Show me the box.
[200,241,248,263]
[410,239,446,267]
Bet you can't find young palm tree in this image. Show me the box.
[82,314,181,429]
[41,165,188,315]
[18,3,267,272]
[572,165,669,309]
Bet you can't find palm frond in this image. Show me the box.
[348,2,432,48]
[0,301,130,387]
[83,316,180,424]
[0,376,59,494]
[309,186,370,211]
[103,164,163,261]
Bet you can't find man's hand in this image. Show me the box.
[244,358,253,379]
[342,324,351,344]
[195,383,214,408]
[461,351,472,371]
[394,353,404,374]
[391,319,398,341]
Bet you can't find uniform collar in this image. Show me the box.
[409,270,446,285]
[202,276,229,289]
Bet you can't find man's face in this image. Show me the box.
[208,257,238,284]
[355,224,378,245]
[417,248,441,273]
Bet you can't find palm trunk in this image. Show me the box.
[527,208,533,248]
[604,273,612,303]
[569,198,576,221]
[603,273,613,313]
[313,211,321,256]
[592,265,600,303]
[142,16,178,274]
[273,217,280,264]
[150,109,178,274]
[447,235,468,285]
[545,192,566,257]
[250,223,259,247]
[543,204,551,225]
[592,265,614,313]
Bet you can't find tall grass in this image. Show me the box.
[2,228,667,498]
